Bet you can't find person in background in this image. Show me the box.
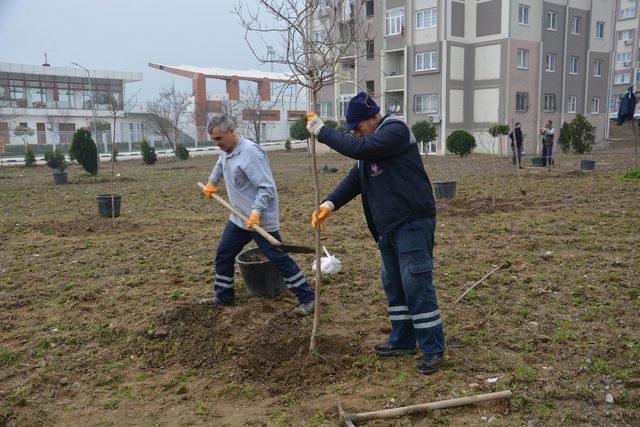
[541,120,555,167]
[509,122,523,168]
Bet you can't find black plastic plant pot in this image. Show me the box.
[96,194,121,218]
[52,172,68,185]
[531,157,545,167]
[580,160,596,171]
[433,181,457,200]
[236,248,287,298]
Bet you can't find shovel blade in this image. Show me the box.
[276,244,315,254]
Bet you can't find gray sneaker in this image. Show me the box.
[293,300,315,317]
[199,295,234,306]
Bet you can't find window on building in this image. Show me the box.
[596,21,605,39]
[619,7,636,20]
[567,96,577,113]
[9,81,25,100]
[314,30,328,43]
[416,51,438,71]
[615,73,631,84]
[366,80,375,94]
[616,52,632,63]
[416,7,437,29]
[385,8,404,36]
[515,92,529,112]
[571,16,581,34]
[544,94,556,112]
[593,59,603,77]
[569,56,579,74]
[518,4,529,25]
[365,40,375,60]
[547,11,558,30]
[318,101,332,118]
[517,49,529,69]
[545,53,556,72]
[618,30,633,41]
[414,94,438,113]
[591,97,600,114]
[365,0,374,17]
[338,95,353,117]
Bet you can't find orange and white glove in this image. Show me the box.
[311,201,334,230]
[246,210,261,230]
[202,183,218,199]
[306,112,324,137]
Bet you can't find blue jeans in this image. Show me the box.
[378,217,445,356]
[214,221,314,304]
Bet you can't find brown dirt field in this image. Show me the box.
[1,141,639,426]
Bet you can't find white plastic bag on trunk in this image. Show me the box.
[311,246,342,275]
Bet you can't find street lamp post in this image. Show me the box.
[71,61,100,171]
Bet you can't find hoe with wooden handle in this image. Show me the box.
[338,390,512,426]
[197,182,314,254]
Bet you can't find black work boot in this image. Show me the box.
[372,342,417,357]
[418,353,443,375]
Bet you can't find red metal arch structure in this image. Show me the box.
[148,62,291,137]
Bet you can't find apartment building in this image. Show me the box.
[611,0,639,109]
[0,62,145,155]
[313,0,614,155]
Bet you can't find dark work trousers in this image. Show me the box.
[511,143,522,166]
[542,143,554,167]
[377,217,445,356]
[213,221,314,304]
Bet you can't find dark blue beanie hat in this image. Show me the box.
[345,92,381,132]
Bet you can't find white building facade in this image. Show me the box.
[0,62,145,156]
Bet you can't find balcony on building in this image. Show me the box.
[384,50,404,91]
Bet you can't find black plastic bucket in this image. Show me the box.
[580,160,596,171]
[531,157,545,167]
[52,172,68,185]
[96,194,121,217]
[236,248,287,298]
[433,181,456,200]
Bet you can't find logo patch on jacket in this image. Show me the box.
[369,162,382,177]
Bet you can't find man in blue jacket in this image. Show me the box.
[306,92,445,374]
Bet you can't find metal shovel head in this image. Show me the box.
[275,243,315,254]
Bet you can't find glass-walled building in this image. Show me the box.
[0,62,144,155]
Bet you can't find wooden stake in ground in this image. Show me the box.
[455,261,508,303]
[338,390,512,425]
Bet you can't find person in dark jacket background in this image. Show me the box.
[306,92,445,375]
[509,122,523,168]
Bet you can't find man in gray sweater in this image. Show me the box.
[200,115,315,316]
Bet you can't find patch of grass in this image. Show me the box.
[514,365,538,382]
[533,402,556,420]
[319,313,332,323]
[176,385,188,394]
[0,350,16,365]
[271,410,289,424]
[171,290,186,300]
[307,411,325,426]
[215,382,257,400]
[463,335,477,345]
[619,167,640,180]
[590,357,613,375]
[33,338,51,358]
[614,369,630,381]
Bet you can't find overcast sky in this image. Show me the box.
[0,0,278,102]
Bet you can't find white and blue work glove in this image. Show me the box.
[306,112,325,137]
